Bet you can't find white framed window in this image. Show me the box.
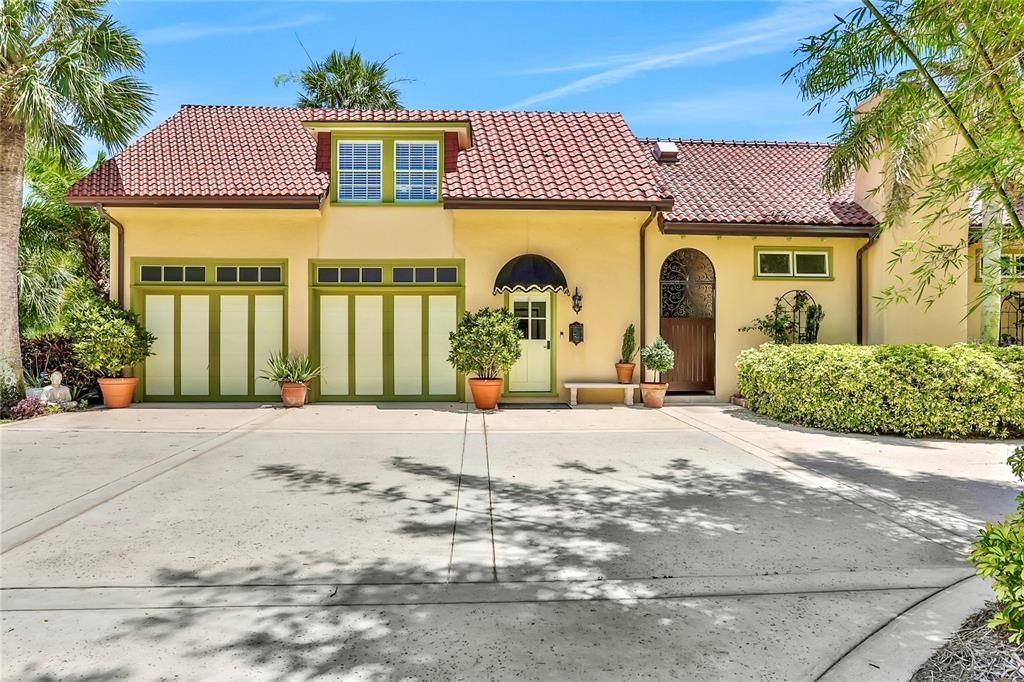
[755,248,831,279]
[337,141,382,202]
[756,251,793,277]
[394,141,439,202]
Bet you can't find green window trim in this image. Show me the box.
[753,247,834,281]
[330,131,444,206]
[132,258,288,287]
[309,259,464,287]
[975,250,1024,282]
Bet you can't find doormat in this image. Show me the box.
[497,403,571,410]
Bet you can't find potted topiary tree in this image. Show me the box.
[261,351,321,407]
[616,324,638,383]
[448,307,523,410]
[639,336,675,408]
[67,296,156,409]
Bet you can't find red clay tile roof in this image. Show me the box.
[645,139,877,227]
[67,105,672,206]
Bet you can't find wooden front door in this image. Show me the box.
[659,249,715,392]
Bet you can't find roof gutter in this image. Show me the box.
[856,232,879,344]
[662,221,875,238]
[94,203,125,306]
[638,205,660,357]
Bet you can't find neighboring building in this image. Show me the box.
[66,105,1023,404]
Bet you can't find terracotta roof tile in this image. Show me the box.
[645,139,877,227]
[68,106,671,205]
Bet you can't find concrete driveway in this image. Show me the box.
[1,403,1018,681]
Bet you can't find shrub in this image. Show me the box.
[970,446,1024,642]
[260,351,321,384]
[640,336,675,382]
[21,334,101,401]
[736,343,1024,438]
[10,397,44,420]
[448,307,522,380]
[619,324,638,364]
[66,296,156,377]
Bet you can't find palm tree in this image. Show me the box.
[277,48,405,109]
[0,0,153,383]
[22,148,111,299]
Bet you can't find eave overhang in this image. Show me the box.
[661,221,876,238]
[302,120,473,149]
[444,198,674,211]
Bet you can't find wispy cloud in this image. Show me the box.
[506,1,854,110]
[139,15,321,46]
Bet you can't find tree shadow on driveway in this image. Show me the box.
[8,447,1018,680]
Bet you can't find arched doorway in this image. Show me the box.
[1001,292,1024,346]
[660,248,715,392]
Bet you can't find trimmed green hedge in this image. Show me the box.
[736,344,1024,438]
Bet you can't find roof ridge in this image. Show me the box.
[177,104,623,116]
[639,137,835,148]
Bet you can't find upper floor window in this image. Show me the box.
[394,141,439,202]
[755,247,831,279]
[337,141,382,202]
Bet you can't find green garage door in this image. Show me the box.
[132,260,287,401]
[311,261,463,401]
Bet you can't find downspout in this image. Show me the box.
[638,205,659,355]
[856,232,878,344]
[95,203,126,307]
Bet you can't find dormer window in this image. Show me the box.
[394,141,439,201]
[337,141,383,201]
[330,133,445,205]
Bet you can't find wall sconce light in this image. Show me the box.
[571,287,583,314]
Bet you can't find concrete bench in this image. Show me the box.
[564,382,639,407]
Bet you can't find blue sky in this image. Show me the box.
[105,0,857,149]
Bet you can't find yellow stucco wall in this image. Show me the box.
[854,99,972,345]
[645,233,865,400]
[110,204,873,403]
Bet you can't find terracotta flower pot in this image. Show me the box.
[640,382,668,408]
[98,377,138,409]
[468,378,503,410]
[615,363,635,384]
[280,382,308,408]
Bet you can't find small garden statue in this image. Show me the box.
[39,370,74,408]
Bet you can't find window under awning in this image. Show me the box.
[492,254,569,295]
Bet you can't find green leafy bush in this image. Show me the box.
[260,351,321,384]
[619,324,638,364]
[66,296,156,377]
[970,446,1024,642]
[640,336,675,382]
[736,343,1024,438]
[448,307,522,380]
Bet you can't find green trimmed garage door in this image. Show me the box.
[133,261,287,401]
[311,261,463,401]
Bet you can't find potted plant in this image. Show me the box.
[639,336,675,408]
[616,324,638,383]
[448,307,522,410]
[261,351,321,407]
[67,296,155,409]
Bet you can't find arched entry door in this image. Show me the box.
[660,249,715,392]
